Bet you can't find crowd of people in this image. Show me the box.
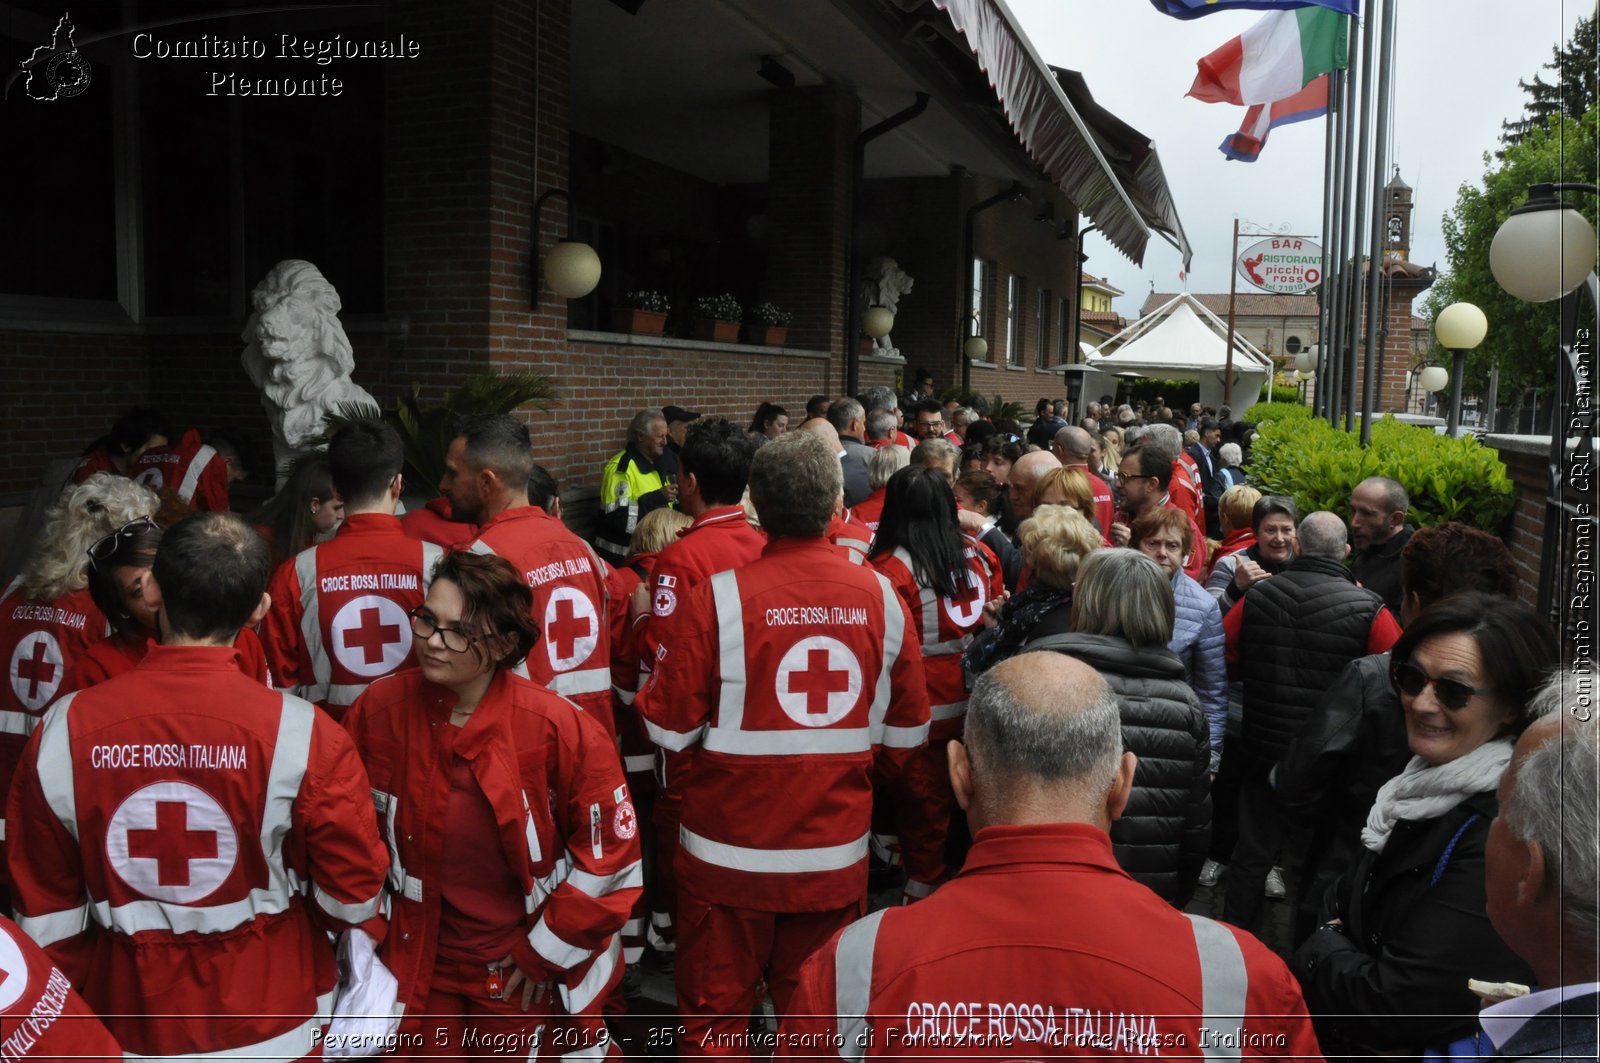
[0,382,1591,1062]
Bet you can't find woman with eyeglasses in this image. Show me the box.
[65,515,269,690]
[342,549,639,1057]
[1292,591,1556,1057]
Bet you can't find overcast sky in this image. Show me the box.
[1007,0,1590,318]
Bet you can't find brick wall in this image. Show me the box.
[1487,435,1595,614]
[0,330,148,496]
[536,334,832,485]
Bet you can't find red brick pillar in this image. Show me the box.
[767,84,858,380]
[385,0,570,395]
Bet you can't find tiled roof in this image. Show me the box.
[1140,292,1320,318]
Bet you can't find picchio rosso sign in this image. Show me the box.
[1237,237,1322,294]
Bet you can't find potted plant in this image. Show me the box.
[612,290,670,337]
[693,293,742,343]
[744,301,792,346]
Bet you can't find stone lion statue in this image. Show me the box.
[862,256,914,356]
[241,260,378,486]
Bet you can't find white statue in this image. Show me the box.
[241,260,378,486]
[862,256,914,357]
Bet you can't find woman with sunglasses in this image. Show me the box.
[66,516,269,690]
[0,473,157,715]
[1292,591,1557,1057]
[342,549,639,1057]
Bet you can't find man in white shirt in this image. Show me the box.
[1482,679,1599,1060]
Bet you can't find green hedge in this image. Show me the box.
[1246,414,1515,533]
[1240,399,1314,424]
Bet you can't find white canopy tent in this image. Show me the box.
[1084,293,1276,410]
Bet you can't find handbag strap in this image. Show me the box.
[1429,813,1482,888]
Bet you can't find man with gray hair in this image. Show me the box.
[828,398,875,470]
[909,436,958,485]
[777,652,1320,1058]
[1145,421,1204,528]
[596,408,675,565]
[861,385,912,448]
[636,431,931,1053]
[1482,682,1600,1058]
[1220,511,1402,932]
[1349,475,1414,615]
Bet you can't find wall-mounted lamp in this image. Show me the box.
[532,189,601,301]
[862,305,895,339]
[961,313,988,360]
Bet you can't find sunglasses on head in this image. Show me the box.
[1389,659,1496,711]
[88,515,160,565]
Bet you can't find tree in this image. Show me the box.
[1433,108,1598,422]
[1501,14,1598,149]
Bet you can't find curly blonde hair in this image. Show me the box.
[22,473,159,602]
[1018,505,1102,591]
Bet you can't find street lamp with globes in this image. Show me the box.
[1488,181,1600,618]
[1434,302,1488,435]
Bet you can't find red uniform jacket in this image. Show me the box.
[130,430,230,512]
[343,669,640,1030]
[467,506,611,719]
[400,497,479,549]
[638,506,768,795]
[65,627,269,691]
[1169,458,1202,525]
[635,536,932,912]
[779,824,1322,1059]
[1073,466,1116,543]
[0,915,121,1062]
[828,512,875,564]
[850,490,887,535]
[6,645,389,1059]
[262,514,442,719]
[606,550,657,754]
[0,582,107,881]
[70,448,118,485]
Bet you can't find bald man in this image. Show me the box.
[804,417,869,507]
[778,653,1320,1059]
[1006,450,1060,530]
[1054,426,1114,535]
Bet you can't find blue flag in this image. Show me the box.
[1152,0,1357,18]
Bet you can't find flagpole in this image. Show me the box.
[1358,0,1396,445]
[1342,0,1379,433]
[1225,217,1239,408]
[1328,14,1361,428]
[1315,67,1343,420]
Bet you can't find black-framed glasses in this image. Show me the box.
[1390,660,1496,711]
[408,608,480,653]
[88,516,160,565]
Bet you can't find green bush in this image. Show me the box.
[1241,399,1314,424]
[1246,414,1515,533]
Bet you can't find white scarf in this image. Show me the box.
[1360,739,1512,853]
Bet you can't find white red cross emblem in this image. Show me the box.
[775,636,862,727]
[330,595,412,678]
[106,781,238,903]
[942,569,986,628]
[0,922,30,1013]
[9,631,63,712]
[543,587,598,671]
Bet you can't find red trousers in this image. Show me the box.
[892,739,956,900]
[674,888,862,1060]
[399,957,615,1061]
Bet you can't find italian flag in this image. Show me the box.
[1187,7,1349,106]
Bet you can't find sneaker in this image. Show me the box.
[1198,859,1224,887]
[1265,866,1287,900]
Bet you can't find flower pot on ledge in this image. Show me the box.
[694,318,741,343]
[744,324,788,347]
[612,308,668,337]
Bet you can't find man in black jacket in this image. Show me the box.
[1221,511,1402,933]
[1350,476,1414,616]
[1483,701,1600,1061]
